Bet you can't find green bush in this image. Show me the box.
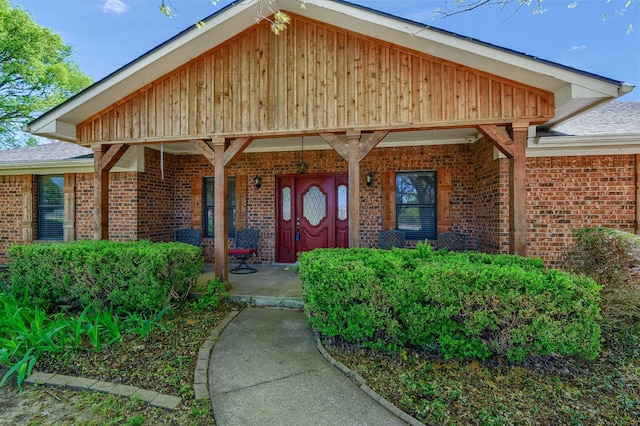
[563,227,640,350]
[8,240,202,313]
[299,245,601,362]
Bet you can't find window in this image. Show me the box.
[396,171,437,240]
[37,175,64,240]
[203,177,236,238]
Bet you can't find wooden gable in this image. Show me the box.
[76,13,554,144]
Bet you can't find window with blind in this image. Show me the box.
[203,177,236,239]
[37,175,64,241]
[395,171,437,240]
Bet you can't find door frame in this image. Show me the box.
[275,172,348,263]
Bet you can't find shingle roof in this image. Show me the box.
[0,141,92,163]
[551,101,640,136]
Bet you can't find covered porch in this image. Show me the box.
[197,263,303,309]
[25,0,628,280]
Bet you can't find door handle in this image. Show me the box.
[295,217,300,241]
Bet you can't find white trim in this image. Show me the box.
[527,134,640,157]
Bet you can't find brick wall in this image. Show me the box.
[1,144,638,267]
[526,155,637,265]
[173,144,481,263]
[137,148,176,241]
[0,176,24,261]
[75,173,94,240]
[470,139,509,254]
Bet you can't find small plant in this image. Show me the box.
[192,278,229,310]
[121,308,169,338]
[564,227,640,336]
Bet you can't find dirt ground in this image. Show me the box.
[0,384,96,425]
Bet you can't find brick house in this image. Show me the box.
[1,0,637,280]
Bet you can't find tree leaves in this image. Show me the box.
[0,0,92,150]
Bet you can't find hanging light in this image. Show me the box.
[296,136,309,175]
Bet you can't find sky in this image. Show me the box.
[9,0,640,101]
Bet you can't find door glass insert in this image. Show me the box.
[337,185,347,221]
[303,185,326,226]
[282,187,291,221]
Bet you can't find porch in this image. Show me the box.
[196,263,303,309]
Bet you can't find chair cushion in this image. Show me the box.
[228,248,256,256]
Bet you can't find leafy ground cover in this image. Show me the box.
[1,268,232,425]
[326,329,640,425]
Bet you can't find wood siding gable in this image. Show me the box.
[77,14,554,144]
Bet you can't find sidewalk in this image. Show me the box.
[208,307,408,426]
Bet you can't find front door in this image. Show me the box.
[276,174,348,263]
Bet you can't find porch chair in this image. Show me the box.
[229,228,260,274]
[379,230,406,250]
[436,232,467,252]
[174,228,201,247]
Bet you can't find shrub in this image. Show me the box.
[563,227,640,341]
[8,240,202,313]
[300,245,601,362]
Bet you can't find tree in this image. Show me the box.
[432,0,636,34]
[0,0,92,150]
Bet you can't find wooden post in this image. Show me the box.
[347,131,361,248]
[21,175,33,242]
[93,144,130,240]
[213,138,228,281]
[63,173,75,242]
[93,146,105,240]
[381,172,395,231]
[509,123,528,256]
[437,169,452,234]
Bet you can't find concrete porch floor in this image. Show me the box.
[197,263,303,308]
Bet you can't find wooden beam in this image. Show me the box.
[100,144,129,171]
[508,123,528,256]
[347,131,361,248]
[213,138,228,281]
[224,137,253,167]
[319,132,348,162]
[476,124,514,158]
[191,139,215,165]
[359,130,389,161]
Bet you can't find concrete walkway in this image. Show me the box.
[209,307,408,426]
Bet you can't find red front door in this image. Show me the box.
[276,174,348,263]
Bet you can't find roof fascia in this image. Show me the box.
[528,134,640,157]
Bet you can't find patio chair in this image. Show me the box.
[379,230,405,250]
[229,228,259,274]
[174,228,201,247]
[436,232,467,252]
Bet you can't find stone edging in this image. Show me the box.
[193,309,240,400]
[313,332,426,426]
[23,308,243,411]
[25,371,182,410]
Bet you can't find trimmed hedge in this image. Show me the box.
[9,240,202,313]
[299,245,601,362]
